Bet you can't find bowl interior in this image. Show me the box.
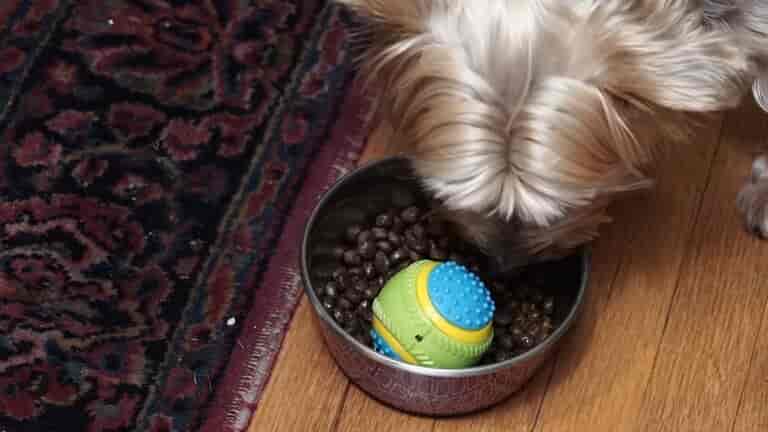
[302,157,586,371]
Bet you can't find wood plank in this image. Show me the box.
[732,299,768,432]
[336,386,435,432]
[533,115,725,432]
[634,102,768,432]
[432,359,555,432]
[248,300,351,432]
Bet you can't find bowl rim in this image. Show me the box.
[300,155,591,378]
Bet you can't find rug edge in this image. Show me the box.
[198,75,374,432]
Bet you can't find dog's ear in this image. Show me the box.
[575,1,758,113]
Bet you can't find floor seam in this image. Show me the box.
[528,351,562,432]
[632,113,727,422]
[729,281,768,432]
[329,382,353,432]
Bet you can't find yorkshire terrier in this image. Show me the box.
[337,0,768,273]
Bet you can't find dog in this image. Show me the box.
[337,0,768,273]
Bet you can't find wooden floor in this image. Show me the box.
[249,100,768,432]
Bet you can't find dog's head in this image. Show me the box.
[340,0,762,272]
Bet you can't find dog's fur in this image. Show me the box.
[338,0,768,272]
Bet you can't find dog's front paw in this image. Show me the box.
[737,154,768,238]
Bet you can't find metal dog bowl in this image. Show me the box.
[300,156,590,416]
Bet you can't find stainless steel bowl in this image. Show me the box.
[300,156,590,416]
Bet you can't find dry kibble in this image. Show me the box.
[374,251,391,274]
[391,216,405,233]
[335,271,354,290]
[345,225,362,244]
[323,282,339,298]
[363,287,378,300]
[332,267,345,281]
[357,230,372,244]
[519,335,535,349]
[345,289,362,304]
[499,334,516,350]
[542,297,555,314]
[363,262,377,279]
[332,247,345,260]
[357,300,373,322]
[406,230,427,253]
[337,297,354,310]
[411,224,426,239]
[372,227,388,240]
[387,232,402,246]
[401,206,421,223]
[376,241,393,253]
[343,250,361,266]
[322,297,335,311]
[408,250,422,262]
[314,204,561,365]
[332,308,345,322]
[375,212,394,228]
[390,248,408,264]
[353,278,368,293]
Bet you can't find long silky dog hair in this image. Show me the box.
[338,0,768,271]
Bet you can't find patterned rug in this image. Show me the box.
[0,1,369,431]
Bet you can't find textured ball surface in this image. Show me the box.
[427,261,495,330]
[370,260,495,369]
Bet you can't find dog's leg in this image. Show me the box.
[738,78,768,237]
[738,151,768,237]
[738,79,768,237]
[731,0,768,237]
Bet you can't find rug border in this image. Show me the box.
[197,73,373,432]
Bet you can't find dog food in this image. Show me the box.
[313,205,557,365]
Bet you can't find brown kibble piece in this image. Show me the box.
[376,241,393,253]
[401,206,421,223]
[323,282,339,298]
[332,247,345,260]
[343,250,361,266]
[358,240,376,259]
[372,227,388,240]
[375,212,394,228]
[345,289,362,304]
[390,248,408,264]
[374,251,391,274]
[337,297,354,310]
[345,225,362,244]
[363,262,377,279]
[387,232,402,246]
[357,230,372,244]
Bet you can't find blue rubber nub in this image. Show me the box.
[370,329,402,361]
[427,261,495,330]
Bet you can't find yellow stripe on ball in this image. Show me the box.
[372,316,418,364]
[415,261,492,345]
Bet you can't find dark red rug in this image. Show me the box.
[0,1,370,431]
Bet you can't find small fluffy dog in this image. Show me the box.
[338,0,768,272]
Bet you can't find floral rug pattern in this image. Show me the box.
[0,1,369,431]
